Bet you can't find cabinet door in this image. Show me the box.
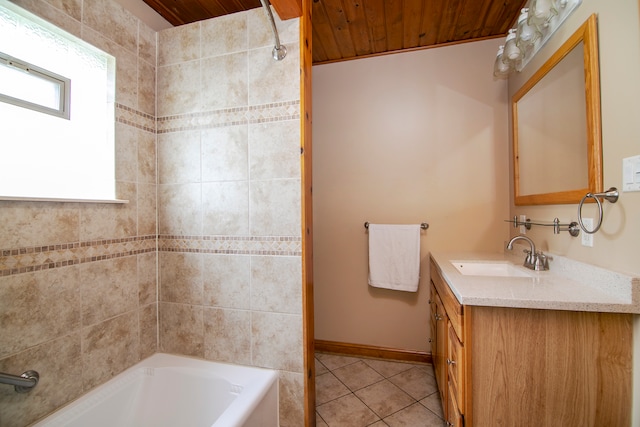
[429,286,438,354]
[447,382,464,427]
[447,321,465,410]
[433,290,448,405]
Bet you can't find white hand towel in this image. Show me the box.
[367,224,421,292]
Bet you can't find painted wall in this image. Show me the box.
[312,39,510,351]
[155,10,304,427]
[508,0,640,422]
[0,1,157,426]
[0,1,305,426]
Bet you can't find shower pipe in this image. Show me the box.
[260,0,287,61]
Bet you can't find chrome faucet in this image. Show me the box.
[506,235,549,271]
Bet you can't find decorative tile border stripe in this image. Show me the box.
[159,235,302,256]
[0,236,157,277]
[115,103,156,133]
[0,234,302,276]
[157,101,301,134]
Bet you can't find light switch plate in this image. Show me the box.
[623,155,640,192]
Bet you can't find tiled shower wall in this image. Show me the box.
[155,8,303,427]
[0,1,303,426]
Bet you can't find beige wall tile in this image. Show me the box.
[158,22,200,66]
[204,307,251,364]
[138,59,156,116]
[202,181,249,235]
[201,53,248,110]
[81,312,139,390]
[157,183,202,235]
[158,131,201,184]
[0,201,79,248]
[0,334,82,427]
[114,45,139,108]
[159,302,204,357]
[249,120,300,180]
[81,25,138,108]
[82,0,137,53]
[159,252,203,305]
[9,0,82,38]
[201,12,247,57]
[115,122,138,182]
[251,312,303,372]
[250,179,301,236]
[201,125,249,182]
[137,252,157,306]
[0,267,80,359]
[42,0,82,21]
[138,21,156,66]
[137,182,157,236]
[157,61,202,116]
[278,371,305,427]
[79,181,137,240]
[137,129,157,185]
[139,303,158,359]
[79,257,138,326]
[248,43,300,105]
[202,254,250,309]
[251,256,301,314]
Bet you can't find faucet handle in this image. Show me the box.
[534,251,549,271]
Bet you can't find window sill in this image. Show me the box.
[0,196,129,204]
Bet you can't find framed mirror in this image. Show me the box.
[512,14,602,205]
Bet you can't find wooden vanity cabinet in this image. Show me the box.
[429,259,633,427]
[429,286,447,405]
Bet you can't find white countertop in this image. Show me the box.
[430,251,640,314]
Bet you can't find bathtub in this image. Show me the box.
[32,353,278,427]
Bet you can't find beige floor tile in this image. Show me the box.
[388,366,438,400]
[317,394,380,427]
[355,380,415,419]
[315,412,329,427]
[316,352,361,371]
[332,360,384,391]
[420,391,444,419]
[368,422,389,427]
[362,358,416,378]
[316,372,351,405]
[314,352,444,426]
[316,357,329,375]
[383,402,444,426]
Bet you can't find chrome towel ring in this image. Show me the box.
[577,187,619,234]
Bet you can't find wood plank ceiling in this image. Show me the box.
[143,0,527,64]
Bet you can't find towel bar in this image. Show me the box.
[364,222,429,230]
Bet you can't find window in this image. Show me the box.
[0,51,70,119]
[0,1,119,202]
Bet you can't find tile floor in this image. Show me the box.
[315,352,444,426]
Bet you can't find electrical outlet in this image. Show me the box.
[581,218,594,247]
[519,214,527,234]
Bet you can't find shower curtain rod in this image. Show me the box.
[260,0,287,61]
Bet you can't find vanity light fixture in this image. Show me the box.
[493,0,582,78]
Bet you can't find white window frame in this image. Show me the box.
[0,51,70,119]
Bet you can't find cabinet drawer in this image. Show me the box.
[430,259,464,340]
[447,321,464,410]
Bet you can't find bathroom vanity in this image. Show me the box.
[429,252,637,427]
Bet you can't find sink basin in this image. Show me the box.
[451,261,531,277]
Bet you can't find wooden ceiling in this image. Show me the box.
[143,0,527,64]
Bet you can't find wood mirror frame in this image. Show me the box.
[512,14,602,205]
